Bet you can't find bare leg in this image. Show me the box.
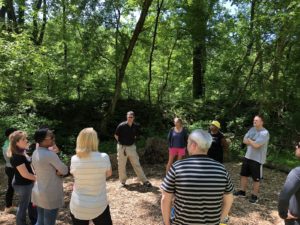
[166,153,176,174]
[241,176,248,192]
[177,155,183,160]
[253,181,260,196]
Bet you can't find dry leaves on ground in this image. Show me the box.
[0,162,287,225]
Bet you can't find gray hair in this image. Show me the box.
[189,129,212,152]
[127,111,135,117]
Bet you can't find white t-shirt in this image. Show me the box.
[70,152,111,220]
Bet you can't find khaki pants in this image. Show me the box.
[117,144,147,183]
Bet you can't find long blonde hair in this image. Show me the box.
[7,130,27,158]
[76,128,99,158]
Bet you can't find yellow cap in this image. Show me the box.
[211,120,221,129]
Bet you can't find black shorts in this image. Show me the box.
[240,157,262,181]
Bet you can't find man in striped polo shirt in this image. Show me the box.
[161,129,234,225]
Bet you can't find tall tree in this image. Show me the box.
[101,0,154,132]
[185,0,217,99]
[147,0,164,105]
[32,0,47,45]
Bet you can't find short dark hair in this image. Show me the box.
[127,111,135,117]
[34,128,50,144]
[5,128,17,137]
[255,114,264,122]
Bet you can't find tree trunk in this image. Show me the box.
[192,43,206,98]
[32,0,47,45]
[186,1,214,99]
[18,0,26,26]
[0,6,6,31]
[147,0,164,105]
[114,5,121,88]
[101,0,154,134]
[232,51,262,109]
[5,0,17,31]
[157,33,178,103]
[62,0,68,78]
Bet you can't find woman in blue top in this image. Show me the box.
[166,118,188,174]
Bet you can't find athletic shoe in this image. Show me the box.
[249,194,258,204]
[233,190,246,197]
[119,182,127,188]
[4,206,17,213]
[143,181,152,188]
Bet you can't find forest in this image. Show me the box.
[0,0,299,164]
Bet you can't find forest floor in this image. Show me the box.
[0,161,287,225]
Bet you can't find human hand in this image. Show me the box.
[56,170,63,176]
[243,138,250,145]
[287,211,298,220]
[295,143,300,158]
[247,138,254,144]
[49,144,60,153]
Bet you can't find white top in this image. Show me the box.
[70,152,111,220]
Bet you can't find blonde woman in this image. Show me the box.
[166,118,188,173]
[8,131,37,225]
[70,128,113,225]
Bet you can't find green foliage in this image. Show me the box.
[0,0,299,162]
[267,149,300,169]
[0,102,59,145]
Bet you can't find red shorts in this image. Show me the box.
[169,147,186,157]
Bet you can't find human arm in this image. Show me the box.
[49,153,69,176]
[246,139,264,149]
[16,164,36,181]
[167,129,172,147]
[114,134,119,142]
[221,137,229,152]
[49,143,60,153]
[244,130,269,149]
[220,171,234,222]
[2,141,10,164]
[161,190,173,225]
[160,165,176,225]
[105,153,112,178]
[106,168,112,178]
[220,193,233,222]
[278,168,300,219]
[243,129,251,144]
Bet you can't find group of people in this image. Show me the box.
[163,114,300,225]
[1,111,300,225]
[2,127,113,225]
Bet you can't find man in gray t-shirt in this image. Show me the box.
[234,115,270,204]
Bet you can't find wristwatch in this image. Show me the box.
[220,216,229,225]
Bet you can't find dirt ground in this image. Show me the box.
[0,161,287,225]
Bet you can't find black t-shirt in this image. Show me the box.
[10,153,34,185]
[207,131,224,163]
[115,121,140,145]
